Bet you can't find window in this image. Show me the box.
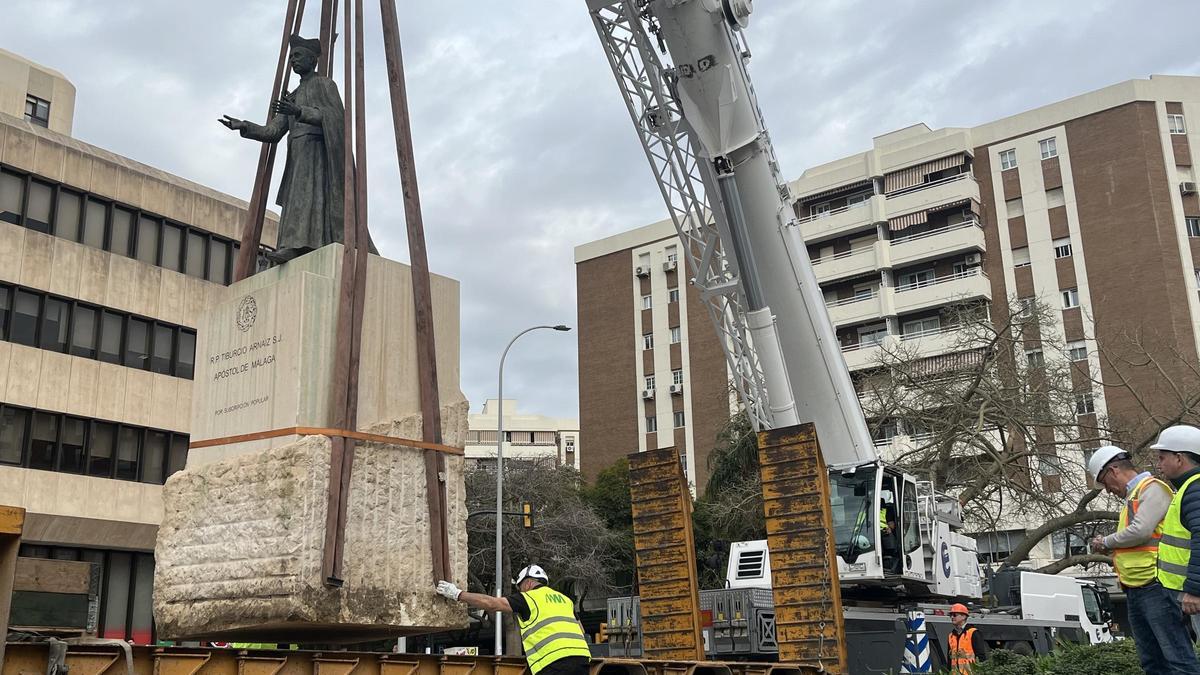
[28,412,58,471]
[59,417,86,474]
[26,180,53,233]
[135,215,160,264]
[24,95,50,127]
[646,416,658,433]
[847,192,871,208]
[641,294,652,310]
[673,411,686,428]
[665,245,678,263]
[141,430,168,484]
[0,171,22,224]
[853,282,877,298]
[642,333,653,350]
[82,199,107,249]
[644,374,655,391]
[1187,217,1200,238]
[999,149,1017,170]
[858,324,888,346]
[672,368,684,386]
[1005,197,1024,218]
[897,269,935,290]
[1066,341,1087,362]
[0,282,196,379]
[1025,349,1044,367]
[1053,237,1072,259]
[810,202,831,218]
[0,407,29,465]
[902,316,940,337]
[1045,187,1066,208]
[208,239,230,284]
[1076,393,1096,415]
[160,222,183,273]
[670,326,681,344]
[1039,137,1058,160]
[185,230,207,277]
[55,190,81,241]
[1014,297,1035,320]
[1062,288,1080,309]
[115,426,140,481]
[1012,247,1031,268]
[88,422,115,478]
[1170,113,1187,135]
[110,207,133,256]
[668,287,679,303]
[1052,528,1089,558]
[975,528,1026,565]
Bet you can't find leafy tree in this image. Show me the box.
[580,459,636,591]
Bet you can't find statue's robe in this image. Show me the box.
[241,72,373,253]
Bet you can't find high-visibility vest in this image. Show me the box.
[1159,473,1200,590]
[517,585,592,673]
[1113,476,1172,588]
[947,627,978,674]
[856,507,889,532]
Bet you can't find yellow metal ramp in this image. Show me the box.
[757,424,848,673]
[627,448,704,661]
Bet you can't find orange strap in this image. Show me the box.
[189,426,464,455]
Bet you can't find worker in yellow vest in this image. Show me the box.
[945,603,987,674]
[436,564,592,675]
[1087,445,1198,674]
[1155,425,1200,647]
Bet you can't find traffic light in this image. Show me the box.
[522,502,533,529]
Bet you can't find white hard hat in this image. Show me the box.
[513,564,549,586]
[1151,425,1200,456]
[1087,445,1128,480]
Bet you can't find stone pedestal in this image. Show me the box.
[153,245,469,640]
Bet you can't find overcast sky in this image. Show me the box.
[3,1,1199,422]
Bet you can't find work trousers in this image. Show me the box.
[536,656,590,675]
[1128,582,1200,675]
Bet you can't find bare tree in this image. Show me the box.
[856,297,1116,571]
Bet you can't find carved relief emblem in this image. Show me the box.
[235,296,258,332]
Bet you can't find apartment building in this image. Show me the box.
[464,398,581,469]
[0,49,276,642]
[577,74,1200,564]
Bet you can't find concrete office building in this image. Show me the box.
[577,75,1200,564]
[464,399,580,469]
[0,49,276,642]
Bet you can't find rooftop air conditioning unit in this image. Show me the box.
[663,260,678,272]
[963,253,982,265]
[641,388,655,400]
[669,384,684,395]
[1182,181,1198,195]
[635,265,650,277]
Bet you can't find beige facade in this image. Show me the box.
[577,74,1200,567]
[465,399,580,469]
[0,50,277,642]
[0,48,75,135]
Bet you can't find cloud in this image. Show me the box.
[2,0,1197,423]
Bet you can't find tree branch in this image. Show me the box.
[1036,554,1112,575]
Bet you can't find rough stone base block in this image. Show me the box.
[153,405,469,642]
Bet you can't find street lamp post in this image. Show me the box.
[495,324,570,655]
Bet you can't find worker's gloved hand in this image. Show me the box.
[436,580,462,601]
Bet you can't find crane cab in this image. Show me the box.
[829,462,927,587]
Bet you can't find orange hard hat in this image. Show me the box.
[949,603,970,615]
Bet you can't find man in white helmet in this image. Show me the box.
[436,564,591,675]
[1154,424,1200,643]
[1086,445,1194,673]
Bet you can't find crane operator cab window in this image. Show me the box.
[879,480,901,574]
[832,467,878,563]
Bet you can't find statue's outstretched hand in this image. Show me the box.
[219,115,247,131]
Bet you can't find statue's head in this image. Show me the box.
[288,35,321,75]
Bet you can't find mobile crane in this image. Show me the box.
[586,0,1113,670]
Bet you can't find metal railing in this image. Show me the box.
[811,246,874,266]
[825,288,878,307]
[884,171,972,199]
[797,198,872,224]
[840,335,888,353]
[899,323,958,341]
[889,218,982,245]
[894,267,986,293]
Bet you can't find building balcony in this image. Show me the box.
[888,220,985,269]
[840,336,891,371]
[825,290,883,326]
[897,323,967,359]
[811,241,881,283]
[798,194,884,242]
[892,268,991,315]
[884,173,980,221]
